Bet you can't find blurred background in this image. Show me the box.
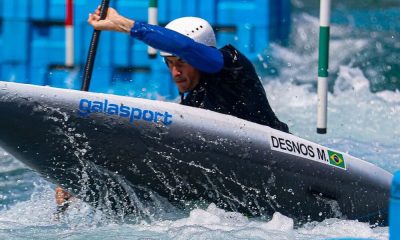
[0,0,398,98]
[0,0,291,99]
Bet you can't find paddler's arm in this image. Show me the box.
[88,7,223,73]
[88,7,134,33]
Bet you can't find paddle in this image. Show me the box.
[54,0,111,219]
[81,0,111,91]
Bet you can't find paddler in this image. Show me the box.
[87,6,289,132]
[56,6,290,213]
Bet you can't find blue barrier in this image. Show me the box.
[390,171,400,240]
[1,18,30,83]
[2,20,29,63]
[0,4,3,60]
[2,0,30,20]
[30,24,65,67]
[268,0,291,45]
[30,0,50,20]
[0,0,291,98]
[198,0,216,23]
[2,63,29,83]
[116,0,148,21]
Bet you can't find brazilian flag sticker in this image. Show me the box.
[328,150,346,169]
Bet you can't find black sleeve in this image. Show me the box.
[218,45,259,84]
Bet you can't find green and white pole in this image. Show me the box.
[148,0,158,58]
[317,0,331,134]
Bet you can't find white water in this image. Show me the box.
[0,179,391,239]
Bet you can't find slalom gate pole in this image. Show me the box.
[81,0,110,91]
[147,0,158,58]
[316,0,331,134]
[65,0,74,67]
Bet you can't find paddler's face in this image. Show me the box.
[165,57,200,93]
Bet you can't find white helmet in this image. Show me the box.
[160,17,216,57]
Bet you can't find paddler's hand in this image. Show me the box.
[55,186,72,206]
[54,186,72,220]
[88,6,134,34]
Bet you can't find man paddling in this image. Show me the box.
[88,7,289,132]
[56,6,290,212]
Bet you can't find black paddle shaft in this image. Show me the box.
[81,0,111,91]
